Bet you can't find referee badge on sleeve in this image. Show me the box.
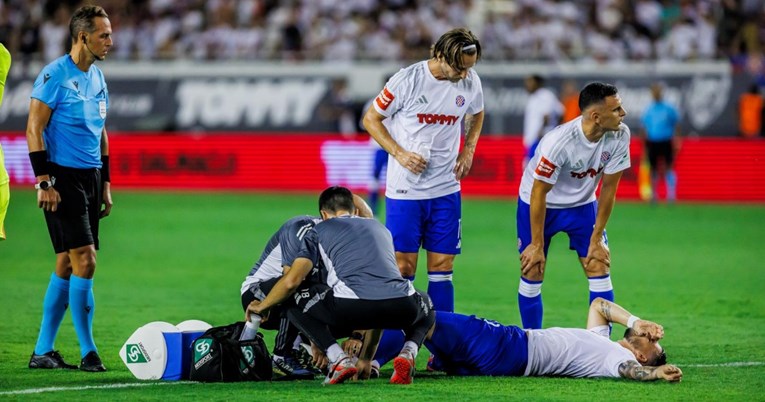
[99,100,107,119]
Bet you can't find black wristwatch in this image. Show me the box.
[35,179,55,190]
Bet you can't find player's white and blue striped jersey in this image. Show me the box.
[524,327,637,378]
[30,54,109,169]
[519,116,631,208]
[373,60,484,200]
[240,215,320,295]
[425,312,528,376]
[296,215,414,300]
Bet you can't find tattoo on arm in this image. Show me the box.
[599,300,612,322]
[618,361,659,381]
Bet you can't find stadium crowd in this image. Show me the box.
[0,0,763,68]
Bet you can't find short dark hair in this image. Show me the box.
[69,5,109,42]
[318,186,355,214]
[430,28,481,71]
[578,82,618,111]
[623,328,667,366]
[529,74,545,86]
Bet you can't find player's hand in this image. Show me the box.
[395,150,427,175]
[311,342,328,370]
[520,244,546,276]
[632,319,664,341]
[245,300,270,324]
[100,182,113,218]
[658,364,683,382]
[341,338,363,357]
[453,148,475,180]
[355,358,374,380]
[585,240,611,271]
[37,187,62,212]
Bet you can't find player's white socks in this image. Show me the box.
[588,275,614,303]
[326,344,345,364]
[518,277,543,298]
[402,341,419,359]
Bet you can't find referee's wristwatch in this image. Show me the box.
[34,178,55,190]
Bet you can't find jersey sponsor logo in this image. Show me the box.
[535,157,556,178]
[416,113,459,125]
[455,95,465,107]
[375,87,395,110]
[601,151,611,163]
[570,166,604,179]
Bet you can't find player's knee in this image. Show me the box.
[584,260,609,277]
[398,260,417,277]
[397,253,419,277]
[427,253,455,273]
[522,270,544,282]
[427,259,454,273]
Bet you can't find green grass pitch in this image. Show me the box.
[1,190,764,401]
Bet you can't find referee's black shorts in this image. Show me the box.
[645,140,674,171]
[44,163,102,253]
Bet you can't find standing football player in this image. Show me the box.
[362,28,484,313]
[517,82,631,329]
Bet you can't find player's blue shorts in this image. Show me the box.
[386,192,461,255]
[516,199,607,258]
[425,312,528,376]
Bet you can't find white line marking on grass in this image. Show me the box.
[681,362,765,368]
[3,363,764,394]
[0,381,194,396]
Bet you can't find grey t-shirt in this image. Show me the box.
[240,215,320,295]
[297,215,414,300]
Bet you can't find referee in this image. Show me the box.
[26,5,113,372]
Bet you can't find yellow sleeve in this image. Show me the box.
[0,43,11,106]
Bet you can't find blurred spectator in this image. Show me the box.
[522,74,563,168]
[0,0,751,64]
[318,78,356,136]
[640,82,681,203]
[560,79,580,123]
[738,84,764,138]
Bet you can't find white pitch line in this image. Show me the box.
[0,381,194,396]
[679,362,765,368]
[2,363,764,395]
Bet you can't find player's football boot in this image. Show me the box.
[292,345,322,375]
[323,356,357,385]
[272,355,315,380]
[390,351,415,385]
[80,351,107,372]
[28,350,78,369]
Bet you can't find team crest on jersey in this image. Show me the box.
[375,87,395,111]
[600,151,611,163]
[455,95,465,107]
